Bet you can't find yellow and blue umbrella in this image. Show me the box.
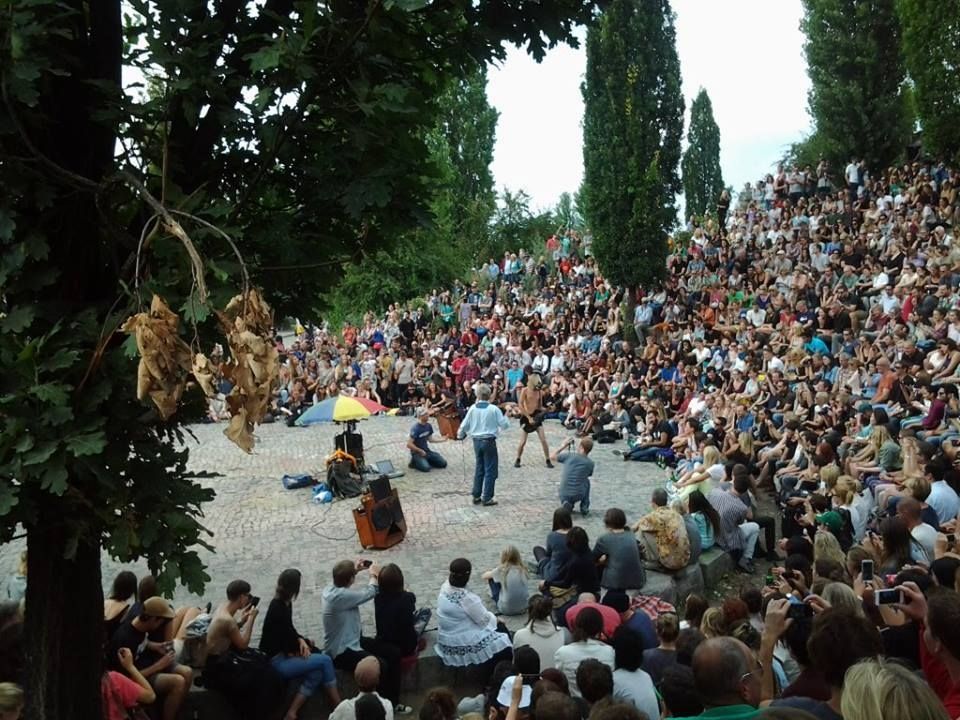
[295,395,391,426]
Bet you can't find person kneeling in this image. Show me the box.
[407,408,448,473]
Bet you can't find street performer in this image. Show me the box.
[514,373,552,469]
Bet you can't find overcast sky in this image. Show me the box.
[486,0,813,213]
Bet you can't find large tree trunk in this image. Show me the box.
[23,502,104,720]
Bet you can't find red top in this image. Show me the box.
[565,602,621,640]
[918,621,960,719]
[101,672,143,720]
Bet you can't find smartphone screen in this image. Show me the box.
[861,559,874,582]
[876,588,902,605]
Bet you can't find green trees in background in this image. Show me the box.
[896,0,960,161]
[801,0,912,169]
[326,66,499,321]
[682,88,724,218]
[0,1,601,716]
[581,0,684,294]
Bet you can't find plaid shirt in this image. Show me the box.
[707,488,749,552]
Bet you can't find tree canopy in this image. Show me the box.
[801,0,912,169]
[581,0,684,291]
[682,88,724,219]
[896,0,960,161]
[0,1,603,717]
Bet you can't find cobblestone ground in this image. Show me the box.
[1,417,673,642]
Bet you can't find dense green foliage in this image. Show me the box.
[488,189,559,262]
[581,0,684,291]
[682,89,724,218]
[325,66,499,322]
[801,0,912,168]
[896,0,960,161]
[0,1,602,717]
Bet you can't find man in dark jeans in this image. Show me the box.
[731,464,779,560]
[321,560,412,715]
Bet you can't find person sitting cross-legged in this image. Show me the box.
[110,596,193,720]
[407,408,448,473]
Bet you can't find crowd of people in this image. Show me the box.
[5,155,960,720]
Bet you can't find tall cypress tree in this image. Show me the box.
[682,89,724,219]
[896,0,960,161]
[801,0,911,169]
[581,0,684,295]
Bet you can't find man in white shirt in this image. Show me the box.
[328,656,395,720]
[845,158,860,202]
[926,459,960,526]
[746,305,767,329]
[896,497,936,563]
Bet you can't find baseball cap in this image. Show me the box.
[143,596,175,620]
[815,511,843,534]
[496,676,532,709]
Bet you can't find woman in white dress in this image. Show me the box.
[435,558,512,668]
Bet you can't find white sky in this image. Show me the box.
[486,0,813,213]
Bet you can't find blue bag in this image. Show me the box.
[282,473,314,490]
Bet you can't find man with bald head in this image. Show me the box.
[671,637,761,719]
[328,656,394,720]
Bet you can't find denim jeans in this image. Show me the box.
[270,651,336,697]
[561,479,590,513]
[410,449,447,472]
[488,578,502,604]
[472,437,499,501]
[739,522,760,564]
[626,446,662,461]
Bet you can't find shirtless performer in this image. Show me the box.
[514,373,553,469]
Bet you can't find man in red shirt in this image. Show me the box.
[899,582,960,718]
[450,350,468,382]
[565,593,621,640]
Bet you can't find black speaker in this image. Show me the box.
[369,476,392,502]
[370,494,406,532]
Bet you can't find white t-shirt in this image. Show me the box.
[911,523,938,564]
[846,162,859,185]
[613,668,660,720]
[554,640,616,698]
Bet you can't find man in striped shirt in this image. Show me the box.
[707,475,760,574]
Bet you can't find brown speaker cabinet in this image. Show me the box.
[353,489,407,549]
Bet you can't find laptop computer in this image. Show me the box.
[363,459,404,481]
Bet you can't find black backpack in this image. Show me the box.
[326,458,364,498]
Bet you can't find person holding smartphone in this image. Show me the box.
[322,559,412,715]
[204,580,285,720]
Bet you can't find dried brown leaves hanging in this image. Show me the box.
[120,295,194,420]
[215,288,280,453]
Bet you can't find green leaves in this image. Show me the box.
[66,432,107,458]
[801,0,911,168]
[2,306,35,334]
[246,44,282,73]
[583,0,682,291]
[682,89,724,219]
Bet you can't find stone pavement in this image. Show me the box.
[1,417,672,643]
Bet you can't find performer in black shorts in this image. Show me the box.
[514,374,552,469]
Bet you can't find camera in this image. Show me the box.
[787,602,813,619]
[359,559,373,569]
